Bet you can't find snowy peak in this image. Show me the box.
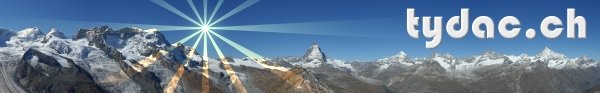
[45,28,67,39]
[377,51,408,62]
[17,27,43,36]
[42,28,67,43]
[69,26,172,63]
[303,42,327,62]
[72,26,113,40]
[15,27,44,40]
[376,51,417,67]
[395,51,408,59]
[6,27,45,48]
[474,50,505,61]
[431,52,455,70]
[536,47,566,60]
[72,26,169,47]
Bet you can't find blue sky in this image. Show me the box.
[0,0,598,60]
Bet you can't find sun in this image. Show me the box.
[201,25,211,32]
[148,0,276,93]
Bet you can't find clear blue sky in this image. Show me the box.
[0,0,598,61]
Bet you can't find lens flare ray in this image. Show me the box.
[211,19,401,38]
[143,0,323,92]
[174,31,203,45]
[164,31,204,93]
[208,0,224,24]
[201,28,210,93]
[186,0,205,25]
[133,50,169,72]
[203,0,209,25]
[209,0,260,26]
[151,0,202,26]
[207,31,248,93]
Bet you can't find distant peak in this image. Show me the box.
[49,28,58,33]
[22,27,40,32]
[397,51,407,57]
[15,27,44,39]
[28,27,39,31]
[391,51,408,60]
[477,50,502,58]
[377,51,409,62]
[539,47,557,55]
[311,41,319,48]
[536,47,566,59]
[541,47,553,53]
[390,51,408,59]
[45,28,67,40]
[303,41,327,62]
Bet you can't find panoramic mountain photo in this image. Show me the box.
[1,0,600,93]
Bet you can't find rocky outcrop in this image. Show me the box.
[15,49,107,93]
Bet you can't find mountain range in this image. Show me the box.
[1,26,600,93]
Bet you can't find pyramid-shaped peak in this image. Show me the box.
[539,47,558,55]
[303,41,326,62]
[537,47,566,59]
[311,41,319,47]
[541,47,554,53]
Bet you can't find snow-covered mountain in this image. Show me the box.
[0,26,599,93]
[303,42,327,62]
[42,28,67,42]
[0,26,333,93]
[350,47,600,93]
